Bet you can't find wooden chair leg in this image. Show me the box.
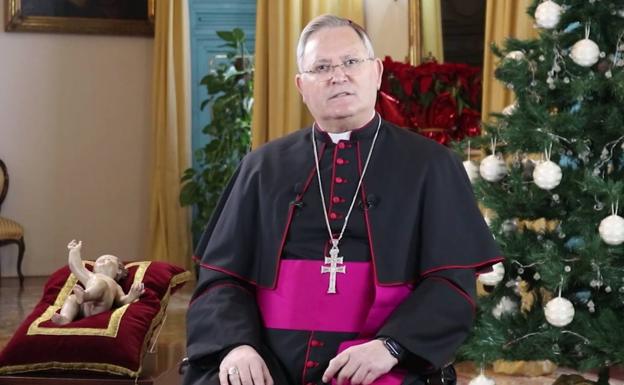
[17,237,25,288]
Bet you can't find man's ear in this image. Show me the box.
[374,58,384,90]
[295,74,306,103]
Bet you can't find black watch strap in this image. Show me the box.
[380,337,405,362]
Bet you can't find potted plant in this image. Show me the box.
[180,28,253,240]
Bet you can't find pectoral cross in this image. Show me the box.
[321,239,346,294]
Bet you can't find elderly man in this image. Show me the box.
[183,14,502,385]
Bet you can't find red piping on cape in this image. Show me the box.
[301,331,315,385]
[270,143,325,289]
[420,257,505,278]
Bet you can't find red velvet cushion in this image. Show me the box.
[0,261,190,377]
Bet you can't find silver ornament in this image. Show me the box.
[463,160,480,184]
[480,154,508,182]
[535,1,562,29]
[544,296,575,327]
[599,214,624,245]
[502,101,518,116]
[505,50,525,61]
[478,262,505,286]
[492,296,519,319]
[570,39,600,67]
[533,160,563,190]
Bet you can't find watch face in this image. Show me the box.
[382,338,402,359]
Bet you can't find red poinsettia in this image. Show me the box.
[376,56,483,146]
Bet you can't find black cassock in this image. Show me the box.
[184,116,502,385]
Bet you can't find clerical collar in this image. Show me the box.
[313,113,380,143]
[327,131,351,143]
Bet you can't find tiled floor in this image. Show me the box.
[1,277,621,384]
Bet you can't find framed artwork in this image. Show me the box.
[5,0,155,36]
[407,0,422,65]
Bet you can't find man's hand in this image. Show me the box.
[219,345,274,385]
[322,339,398,385]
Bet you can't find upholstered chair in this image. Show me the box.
[0,159,25,287]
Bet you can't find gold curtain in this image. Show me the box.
[147,0,192,268]
[252,0,364,149]
[482,0,537,118]
[420,0,444,62]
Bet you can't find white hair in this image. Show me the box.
[296,14,375,72]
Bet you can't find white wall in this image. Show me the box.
[364,0,410,62]
[0,5,153,277]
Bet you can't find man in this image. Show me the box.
[184,14,502,385]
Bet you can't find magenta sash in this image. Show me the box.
[256,260,412,334]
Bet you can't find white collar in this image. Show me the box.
[326,131,351,143]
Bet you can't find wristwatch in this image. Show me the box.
[379,337,405,362]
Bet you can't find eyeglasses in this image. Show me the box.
[301,57,374,80]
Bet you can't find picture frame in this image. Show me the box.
[5,0,155,36]
[407,0,422,66]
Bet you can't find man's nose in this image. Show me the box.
[330,65,349,82]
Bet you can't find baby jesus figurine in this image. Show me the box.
[51,240,145,325]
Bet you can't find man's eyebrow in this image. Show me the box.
[311,53,360,64]
[310,58,332,64]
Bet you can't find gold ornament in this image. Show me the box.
[518,280,536,313]
[492,360,557,376]
[517,218,560,234]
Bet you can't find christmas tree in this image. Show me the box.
[457,1,624,383]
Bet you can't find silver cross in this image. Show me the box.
[321,240,346,294]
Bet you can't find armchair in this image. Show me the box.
[0,158,25,287]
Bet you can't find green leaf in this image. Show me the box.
[216,31,235,42]
[232,28,244,42]
[179,182,200,206]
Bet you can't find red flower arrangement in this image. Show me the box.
[375,56,483,146]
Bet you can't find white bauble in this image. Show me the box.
[544,297,575,327]
[469,373,496,385]
[463,160,480,184]
[505,50,525,61]
[535,1,562,29]
[479,155,507,182]
[501,219,518,234]
[570,39,600,67]
[502,101,518,116]
[533,160,562,190]
[598,214,624,246]
[479,262,505,286]
[492,296,519,320]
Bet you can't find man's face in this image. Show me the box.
[295,26,383,129]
